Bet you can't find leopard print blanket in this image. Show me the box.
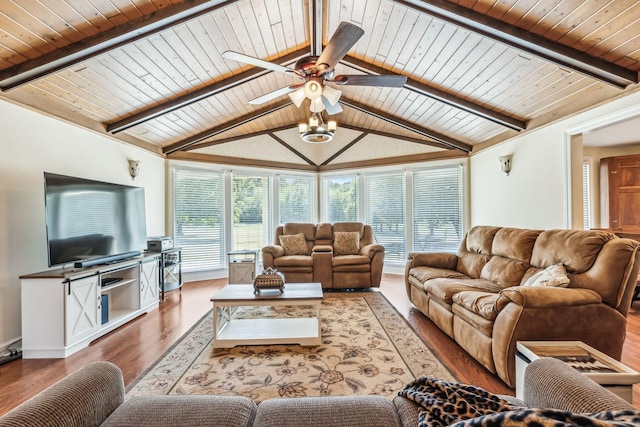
[399,377,640,427]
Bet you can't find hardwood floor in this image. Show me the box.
[1,273,639,415]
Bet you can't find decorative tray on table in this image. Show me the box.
[253,267,285,294]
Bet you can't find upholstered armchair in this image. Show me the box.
[262,222,384,289]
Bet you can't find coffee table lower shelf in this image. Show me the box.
[211,283,324,349]
[214,317,320,348]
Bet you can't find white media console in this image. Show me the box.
[20,253,160,358]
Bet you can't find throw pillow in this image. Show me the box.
[279,233,309,256]
[522,263,570,288]
[333,231,360,255]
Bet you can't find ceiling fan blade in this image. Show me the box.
[249,86,297,105]
[332,74,407,87]
[315,22,364,74]
[222,50,292,75]
[323,96,343,115]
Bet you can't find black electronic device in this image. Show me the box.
[100,277,123,287]
[43,172,148,268]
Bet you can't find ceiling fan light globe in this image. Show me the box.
[322,85,342,105]
[298,123,308,133]
[304,79,323,100]
[310,97,325,113]
[289,88,306,108]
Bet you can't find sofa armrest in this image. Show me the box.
[0,361,124,426]
[496,287,602,312]
[312,244,333,253]
[360,243,384,258]
[262,245,285,258]
[524,358,634,412]
[406,252,459,270]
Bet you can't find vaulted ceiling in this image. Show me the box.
[1,0,639,171]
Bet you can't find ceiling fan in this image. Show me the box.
[222,22,407,115]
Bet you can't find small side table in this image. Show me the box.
[227,250,258,284]
[516,341,640,403]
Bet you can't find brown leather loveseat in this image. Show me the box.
[405,225,640,387]
[262,222,384,289]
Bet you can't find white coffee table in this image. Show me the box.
[211,282,323,348]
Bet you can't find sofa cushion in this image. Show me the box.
[425,278,502,304]
[465,226,501,254]
[334,231,360,255]
[279,233,310,256]
[254,395,402,427]
[333,254,370,267]
[409,266,468,284]
[273,255,313,271]
[522,263,570,288]
[102,395,257,427]
[491,228,541,263]
[452,291,499,321]
[480,256,529,288]
[530,229,616,272]
[456,252,491,278]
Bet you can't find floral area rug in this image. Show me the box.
[127,291,456,403]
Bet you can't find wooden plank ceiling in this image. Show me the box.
[0,0,638,170]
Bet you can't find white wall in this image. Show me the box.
[470,89,640,229]
[0,99,166,349]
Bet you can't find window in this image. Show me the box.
[279,175,314,223]
[364,172,406,262]
[412,165,463,253]
[583,159,592,230]
[232,173,271,255]
[325,175,358,222]
[173,166,225,272]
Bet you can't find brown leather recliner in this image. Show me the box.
[262,222,385,289]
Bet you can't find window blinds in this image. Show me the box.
[412,165,463,253]
[173,166,225,271]
[326,175,358,222]
[232,173,271,255]
[279,175,314,224]
[364,172,406,262]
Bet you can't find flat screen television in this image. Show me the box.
[44,172,148,268]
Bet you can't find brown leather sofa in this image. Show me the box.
[405,225,640,387]
[262,222,384,289]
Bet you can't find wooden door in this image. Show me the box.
[601,154,640,232]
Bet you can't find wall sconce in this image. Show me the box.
[128,159,141,180]
[498,155,512,176]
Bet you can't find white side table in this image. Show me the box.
[516,341,640,403]
[227,250,258,284]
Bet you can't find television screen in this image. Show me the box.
[44,172,147,268]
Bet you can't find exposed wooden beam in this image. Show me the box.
[168,151,318,171]
[107,48,309,134]
[318,149,467,171]
[321,132,369,166]
[339,98,472,152]
[397,0,638,88]
[339,124,449,150]
[185,125,294,151]
[0,0,239,90]
[341,56,526,131]
[163,100,291,154]
[268,132,316,166]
